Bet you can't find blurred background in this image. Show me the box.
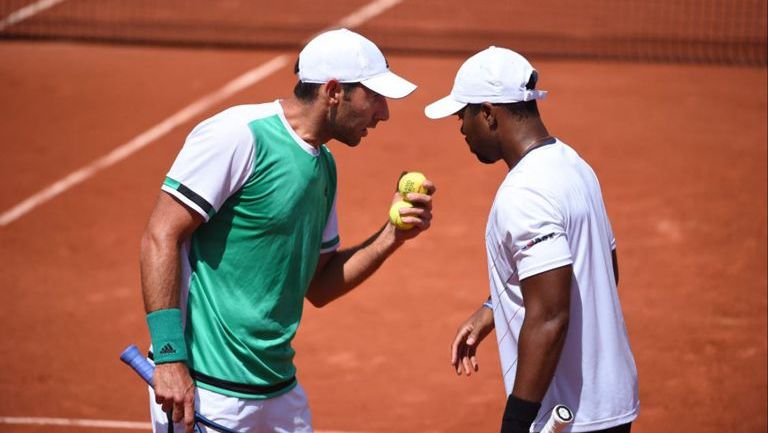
[1,0,766,64]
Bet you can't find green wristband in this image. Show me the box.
[146,309,188,364]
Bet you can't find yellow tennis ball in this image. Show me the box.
[389,200,414,230]
[398,171,428,196]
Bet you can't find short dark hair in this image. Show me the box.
[293,81,322,101]
[292,57,361,102]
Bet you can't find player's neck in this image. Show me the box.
[502,119,550,169]
[280,97,329,147]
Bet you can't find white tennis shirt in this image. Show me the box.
[485,139,639,432]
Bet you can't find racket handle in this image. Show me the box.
[540,404,573,433]
[120,344,154,386]
[120,345,243,433]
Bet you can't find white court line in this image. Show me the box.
[336,0,402,28]
[0,54,289,227]
[0,0,67,31]
[0,416,368,433]
[0,0,404,227]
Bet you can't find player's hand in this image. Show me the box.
[390,179,436,240]
[153,362,196,433]
[451,306,494,376]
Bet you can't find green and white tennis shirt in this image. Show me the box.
[161,101,340,399]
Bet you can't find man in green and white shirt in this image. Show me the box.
[140,29,434,433]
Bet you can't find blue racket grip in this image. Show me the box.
[120,344,154,386]
[121,345,237,433]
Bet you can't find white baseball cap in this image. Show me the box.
[424,46,547,119]
[297,28,417,99]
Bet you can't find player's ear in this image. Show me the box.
[480,102,497,130]
[323,80,342,106]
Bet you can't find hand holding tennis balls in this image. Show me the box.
[389,171,434,231]
[398,171,428,195]
[389,200,414,230]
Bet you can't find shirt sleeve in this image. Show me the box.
[495,185,573,281]
[320,189,340,253]
[161,113,255,221]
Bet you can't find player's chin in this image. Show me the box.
[470,151,491,164]
[477,155,496,164]
[338,133,363,147]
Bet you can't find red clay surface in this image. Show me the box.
[1,21,766,433]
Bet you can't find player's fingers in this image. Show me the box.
[467,345,479,371]
[422,179,436,195]
[404,192,433,209]
[183,394,195,433]
[455,352,469,375]
[467,324,485,346]
[461,351,473,376]
[399,216,431,231]
[160,400,173,414]
[470,353,479,371]
[460,341,475,376]
[451,326,472,364]
[451,340,463,367]
[172,397,184,423]
[400,208,432,230]
[155,391,174,413]
[399,206,431,221]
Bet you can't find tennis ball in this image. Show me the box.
[398,171,428,196]
[389,200,414,230]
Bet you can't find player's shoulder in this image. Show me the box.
[215,102,282,124]
[496,142,575,208]
[510,141,593,185]
[190,102,282,140]
[495,174,558,219]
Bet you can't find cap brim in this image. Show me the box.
[361,71,417,99]
[424,95,467,119]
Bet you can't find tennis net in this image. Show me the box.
[1,0,766,65]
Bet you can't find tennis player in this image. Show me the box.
[425,47,639,432]
[140,29,434,433]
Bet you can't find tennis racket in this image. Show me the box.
[540,404,573,433]
[120,344,240,433]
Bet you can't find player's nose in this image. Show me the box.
[376,98,390,122]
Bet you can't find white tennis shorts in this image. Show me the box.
[148,382,313,433]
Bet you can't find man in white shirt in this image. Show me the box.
[424,47,639,432]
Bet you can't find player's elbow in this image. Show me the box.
[140,225,182,262]
[548,311,569,338]
[140,229,158,261]
[528,308,570,343]
[542,310,569,344]
[141,227,166,255]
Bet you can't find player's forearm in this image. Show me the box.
[511,311,569,402]
[306,223,403,307]
[140,229,183,313]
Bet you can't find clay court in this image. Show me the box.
[0,1,766,432]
